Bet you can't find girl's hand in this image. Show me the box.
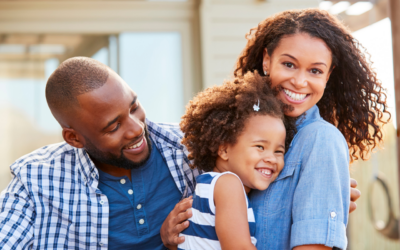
[350,178,361,213]
[160,196,193,250]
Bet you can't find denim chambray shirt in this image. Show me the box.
[249,105,350,250]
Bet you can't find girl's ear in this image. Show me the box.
[218,144,229,161]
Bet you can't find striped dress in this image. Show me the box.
[178,171,257,250]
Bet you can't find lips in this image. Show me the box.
[123,136,146,155]
[282,88,309,104]
[256,168,274,179]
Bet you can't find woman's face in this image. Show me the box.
[263,33,333,117]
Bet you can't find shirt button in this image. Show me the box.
[330,212,337,218]
[120,179,126,184]
[128,189,134,195]
[100,200,104,205]
[99,242,103,246]
[137,204,142,210]
[139,219,145,224]
[91,173,97,178]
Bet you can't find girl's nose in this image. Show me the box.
[263,153,277,164]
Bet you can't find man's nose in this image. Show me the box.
[125,116,144,140]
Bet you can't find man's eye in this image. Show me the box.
[130,103,139,113]
[110,123,120,133]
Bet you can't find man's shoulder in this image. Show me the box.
[146,119,184,148]
[10,142,76,174]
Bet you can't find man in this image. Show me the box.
[0,57,197,249]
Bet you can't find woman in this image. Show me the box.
[162,9,386,250]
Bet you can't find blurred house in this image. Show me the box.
[0,0,399,249]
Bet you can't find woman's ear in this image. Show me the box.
[62,128,85,148]
[263,48,271,75]
[217,144,229,161]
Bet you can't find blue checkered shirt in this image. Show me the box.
[0,119,200,249]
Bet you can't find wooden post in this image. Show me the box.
[389,0,400,239]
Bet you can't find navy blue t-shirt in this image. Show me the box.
[97,139,182,249]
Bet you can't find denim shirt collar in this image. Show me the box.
[296,105,323,131]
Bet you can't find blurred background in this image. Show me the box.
[0,0,399,249]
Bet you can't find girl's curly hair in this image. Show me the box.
[234,9,390,162]
[180,71,297,172]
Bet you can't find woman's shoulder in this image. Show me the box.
[296,119,346,145]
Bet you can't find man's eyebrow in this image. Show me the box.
[102,96,137,131]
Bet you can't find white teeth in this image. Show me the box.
[258,169,272,175]
[126,138,144,149]
[283,89,307,101]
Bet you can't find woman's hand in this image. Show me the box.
[160,196,193,250]
[349,178,361,213]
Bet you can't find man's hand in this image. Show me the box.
[161,196,193,250]
[349,178,361,213]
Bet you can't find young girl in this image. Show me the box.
[177,72,296,249]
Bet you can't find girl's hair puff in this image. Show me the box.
[234,9,390,162]
[180,71,296,172]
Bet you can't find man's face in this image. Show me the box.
[74,71,151,170]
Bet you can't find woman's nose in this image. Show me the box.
[291,71,308,88]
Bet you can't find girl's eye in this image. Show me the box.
[257,145,264,150]
[110,123,120,133]
[275,150,284,154]
[310,68,322,74]
[283,62,295,69]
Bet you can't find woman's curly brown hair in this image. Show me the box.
[234,9,390,162]
[180,71,297,172]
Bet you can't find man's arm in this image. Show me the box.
[160,196,193,250]
[0,175,35,249]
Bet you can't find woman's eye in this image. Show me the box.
[110,123,120,133]
[310,68,322,74]
[283,62,295,69]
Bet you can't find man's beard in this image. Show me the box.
[84,125,153,170]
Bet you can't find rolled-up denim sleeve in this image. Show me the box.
[290,123,350,250]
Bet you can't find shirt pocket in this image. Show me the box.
[267,161,299,214]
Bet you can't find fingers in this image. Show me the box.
[173,197,193,215]
[350,178,358,188]
[349,201,357,213]
[172,207,193,226]
[350,187,361,202]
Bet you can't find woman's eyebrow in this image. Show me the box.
[281,53,327,67]
[281,53,298,61]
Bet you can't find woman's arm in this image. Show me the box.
[214,174,257,250]
[290,124,350,250]
[294,245,331,250]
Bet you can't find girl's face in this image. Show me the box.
[218,115,286,193]
[262,33,333,117]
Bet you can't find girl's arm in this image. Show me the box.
[214,174,257,250]
[294,245,331,250]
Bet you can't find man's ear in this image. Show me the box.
[217,144,229,161]
[62,128,84,148]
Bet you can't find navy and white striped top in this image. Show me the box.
[178,171,257,250]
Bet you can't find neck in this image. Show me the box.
[92,158,132,181]
[213,157,251,194]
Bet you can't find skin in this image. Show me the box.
[60,70,150,180]
[214,115,286,249]
[160,32,362,249]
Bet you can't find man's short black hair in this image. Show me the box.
[46,57,109,112]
